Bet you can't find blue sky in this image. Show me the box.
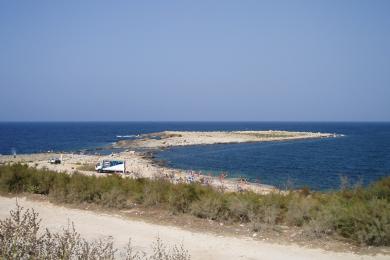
[0,0,389,121]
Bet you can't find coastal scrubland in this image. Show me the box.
[0,164,389,247]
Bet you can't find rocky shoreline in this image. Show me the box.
[0,130,338,194]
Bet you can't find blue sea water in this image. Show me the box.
[1,122,389,190]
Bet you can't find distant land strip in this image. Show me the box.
[114,130,339,149]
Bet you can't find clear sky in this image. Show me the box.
[0,0,389,121]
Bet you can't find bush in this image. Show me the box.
[286,195,316,226]
[169,184,199,214]
[226,195,251,223]
[1,164,390,246]
[0,204,116,259]
[327,197,390,246]
[190,193,228,220]
[76,164,96,172]
[142,180,170,207]
[303,202,335,239]
[100,189,132,208]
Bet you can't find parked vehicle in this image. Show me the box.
[49,158,61,164]
[95,160,125,173]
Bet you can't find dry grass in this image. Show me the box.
[76,164,96,172]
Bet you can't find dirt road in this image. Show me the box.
[0,196,386,260]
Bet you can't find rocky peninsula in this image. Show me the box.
[114,130,335,149]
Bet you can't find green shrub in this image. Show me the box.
[49,173,71,202]
[226,195,251,222]
[142,179,170,207]
[365,176,390,201]
[100,189,131,208]
[1,164,390,246]
[329,197,390,246]
[168,184,199,214]
[286,195,317,226]
[76,163,95,171]
[190,193,229,220]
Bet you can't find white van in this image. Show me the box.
[95,160,125,173]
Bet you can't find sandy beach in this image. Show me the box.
[0,196,387,260]
[0,149,275,194]
[0,130,337,194]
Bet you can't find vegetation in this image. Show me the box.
[76,163,96,172]
[0,204,190,259]
[0,164,390,246]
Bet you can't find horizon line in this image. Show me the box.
[1,120,389,123]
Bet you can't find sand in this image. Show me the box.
[0,196,387,260]
[114,130,336,149]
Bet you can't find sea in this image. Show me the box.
[1,122,389,191]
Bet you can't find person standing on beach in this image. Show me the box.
[219,172,227,184]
